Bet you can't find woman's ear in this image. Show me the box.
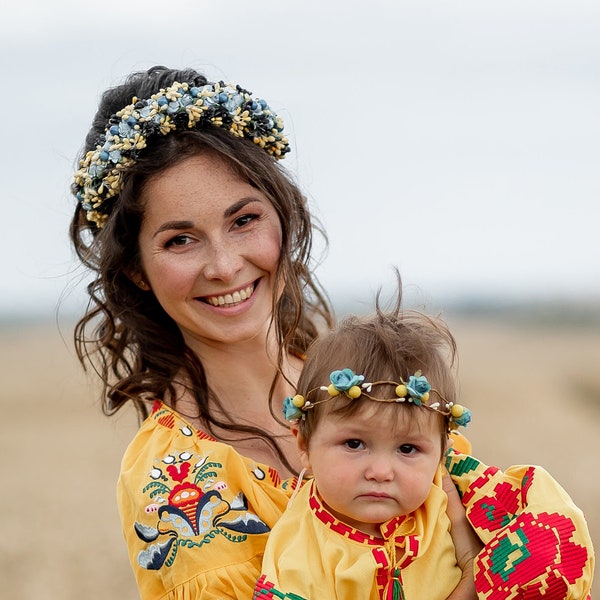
[125,268,151,291]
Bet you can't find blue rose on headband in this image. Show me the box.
[282,396,302,421]
[452,407,472,428]
[406,374,431,406]
[330,369,365,392]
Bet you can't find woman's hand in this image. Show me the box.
[442,469,482,600]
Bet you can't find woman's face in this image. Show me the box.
[137,152,283,350]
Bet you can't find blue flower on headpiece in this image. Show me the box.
[282,396,303,421]
[74,80,290,228]
[452,407,472,428]
[108,149,122,163]
[88,163,103,178]
[139,105,152,118]
[406,374,431,406]
[118,121,135,137]
[329,369,365,392]
[167,100,183,114]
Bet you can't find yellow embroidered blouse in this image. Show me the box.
[255,469,462,600]
[117,402,594,600]
[255,457,595,600]
[117,401,295,599]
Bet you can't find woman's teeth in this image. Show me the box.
[205,284,254,307]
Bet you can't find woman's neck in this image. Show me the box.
[173,335,303,477]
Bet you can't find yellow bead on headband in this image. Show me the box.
[283,368,472,431]
[73,80,290,228]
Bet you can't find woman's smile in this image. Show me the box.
[137,152,283,348]
[200,281,256,308]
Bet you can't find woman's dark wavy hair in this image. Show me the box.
[70,66,333,473]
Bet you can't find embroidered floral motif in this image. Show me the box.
[467,481,521,532]
[447,453,592,599]
[135,449,270,570]
[474,512,590,599]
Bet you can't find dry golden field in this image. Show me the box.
[1,317,598,599]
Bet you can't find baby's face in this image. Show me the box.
[299,405,442,536]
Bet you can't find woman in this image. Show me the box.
[71,66,592,599]
[72,66,338,598]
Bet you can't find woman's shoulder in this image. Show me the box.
[117,401,297,599]
[118,400,298,528]
[119,400,221,470]
[120,400,296,492]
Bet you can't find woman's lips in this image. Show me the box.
[202,283,255,307]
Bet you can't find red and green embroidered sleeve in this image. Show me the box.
[447,451,594,599]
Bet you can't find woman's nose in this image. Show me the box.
[202,239,244,281]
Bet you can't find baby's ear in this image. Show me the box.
[293,427,312,470]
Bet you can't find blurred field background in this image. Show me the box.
[1,311,598,599]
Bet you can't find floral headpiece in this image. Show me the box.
[73,80,290,228]
[283,368,472,431]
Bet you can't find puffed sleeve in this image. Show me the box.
[447,450,594,600]
[117,402,293,599]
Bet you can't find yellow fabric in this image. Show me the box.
[116,400,594,600]
[449,430,472,454]
[257,467,462,600]
[117,402,294,600]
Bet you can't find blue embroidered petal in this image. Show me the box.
[194,491,229,534]
[219,511,270,534]
[137,538,176,570]
[134,521,160,542]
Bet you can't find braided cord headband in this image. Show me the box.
[73,81,290,228]
[283,368,472,431]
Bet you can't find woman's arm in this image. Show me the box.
[446,451,594,599]
[442,470,482,600]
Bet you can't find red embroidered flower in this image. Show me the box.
[468,481,521,532]
[474,512,589,599]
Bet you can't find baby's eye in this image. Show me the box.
[398,444,417,455]
[344,439,365,450]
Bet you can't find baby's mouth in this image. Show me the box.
[202,283,255,307]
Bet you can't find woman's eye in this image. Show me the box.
[233,213,259,228]
[164,234,193,248]
[398,444,417,455]
[344,439,365,450]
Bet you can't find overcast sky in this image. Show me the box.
[2,0,599,318]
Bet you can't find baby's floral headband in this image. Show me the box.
[283,368,472,431]
[73,80,290,228]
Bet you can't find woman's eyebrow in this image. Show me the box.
[153,220,194,237]
[223,197,263,218]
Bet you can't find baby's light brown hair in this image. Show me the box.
[296,283,458,458]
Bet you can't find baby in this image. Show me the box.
[254,288,594,599]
